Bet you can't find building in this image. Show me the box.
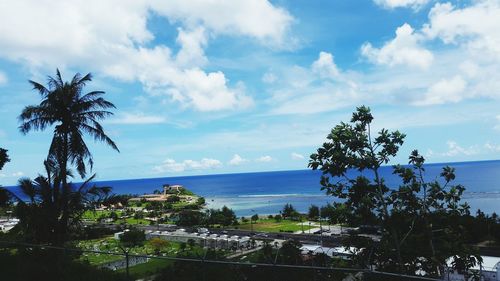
[163,184,184,195]
[143,229,251,250]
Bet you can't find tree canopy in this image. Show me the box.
[309,106,480,277]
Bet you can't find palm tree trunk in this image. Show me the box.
[56,132,69,246]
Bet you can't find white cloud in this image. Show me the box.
[0,0,293,111]
[151,0,293,47]
[0,71,7,85]
[311,51,340,79]
[108,113,166,125]
[228,154,248,166]
[361,23,434,69]
[423,1,500,59]
[373,0,430,10]
[153,158,222,173]
[414,75,467,105]
[485,142,500,152]
[267,52,360,115]
[442,141,478,157]
[11,171,24,177]
[0,173,6,178]
[175,26,209,68]
[256,155,273,162]
[291,152,304,160]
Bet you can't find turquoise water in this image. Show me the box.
[7,160,500,216]
[93,160,500,216]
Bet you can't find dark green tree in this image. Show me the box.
[282,203,298,219]
[279,239,303,265]
[308,205,319,221]
[251,213,259,222]
[119,228,146,248]
[0,148,9,170]
[309,106,479,276]
[17,70,118,245]
[11,161,110,244]
[0,148,10,206]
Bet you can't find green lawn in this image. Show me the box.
[82,210,123,221]
[117,257,173,277]
[236,219,314,233]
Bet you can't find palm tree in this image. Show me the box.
[19,69,118,178]
[12,160,110,244]
[18,69,119,244]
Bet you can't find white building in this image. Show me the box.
[143,229,251,250]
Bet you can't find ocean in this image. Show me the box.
[90,160,500,216]
[5,160,499,216]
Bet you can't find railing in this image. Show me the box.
[0,240,442,281]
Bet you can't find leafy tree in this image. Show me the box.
[308,205,319,221]
[309,106,479,276]
[207,206,237,227]
[274,214,283,222]
[280,239,303,265]
[17,70,118,245]
[119,228,145,248]
[251,213,259,222]
[167,195,180,203]
[11,161,110,244]
[0,148,9,170]
[109,211,118,221]
[196,196,206,206]
[282,203,298,219]
[149,237,169,255]
[0,148,10,207]
[176,210,204,226]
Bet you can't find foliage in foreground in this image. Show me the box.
[0,249,127,281]
[309,106,481,276]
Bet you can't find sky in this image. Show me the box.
[0,0,500,185]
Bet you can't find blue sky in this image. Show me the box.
[1,0,500,185]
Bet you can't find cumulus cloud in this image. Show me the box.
[414,75,467,105]
[228,154,248,166]
[268,52,359,115]
[311,52,340,79]
[485,142,500,152]
[442,141,478,157]
[153,158,222,173]
[373,0,430,10]
[423,1,500,59]
[108,113,166,125]
[361,23,433,69]
[291,152,304,160]
[152,0,294,47]
[0,0,293,111]
[256,155,273,162]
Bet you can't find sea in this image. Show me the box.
[5,160,500,216]
[91,160,500,216]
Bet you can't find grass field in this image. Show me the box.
[237,219,315,233]
[117,258,173,277]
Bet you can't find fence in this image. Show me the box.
[0,240,441,281]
